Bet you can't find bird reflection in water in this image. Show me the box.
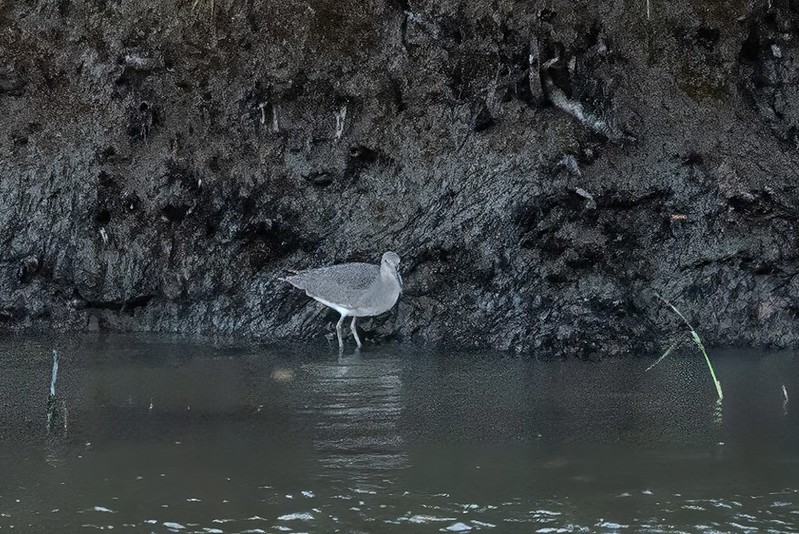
[301,350,409,474]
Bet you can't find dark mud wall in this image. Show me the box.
[2,0,799,357]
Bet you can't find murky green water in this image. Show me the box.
[0,335,797,533]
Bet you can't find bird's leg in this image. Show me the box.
[350,316,362,348]
[335,314,345,350]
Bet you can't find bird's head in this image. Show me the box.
[382,251,403,290]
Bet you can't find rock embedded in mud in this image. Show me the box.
[17,256,39,284]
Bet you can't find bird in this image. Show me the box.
[280,252,403,350]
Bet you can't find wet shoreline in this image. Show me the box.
[1,335,797,532]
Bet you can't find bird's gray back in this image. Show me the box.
[284,262,380,308]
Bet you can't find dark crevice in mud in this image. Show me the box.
[732,190,799,220]
[388,77,406,113]
[598,188,672,210]
[235,201,320,270]
[0,73,26,96]
[348,145,380,166]
[94,208,112,225]
[0,307,28,322]
[164,159,202,192]
[83,295,154,313]
[469,100,494,132]
[17,256,40,284]
[305,171,334,187]
[127,101,161,142]
[161,204,189,224]
[695,27,721,51]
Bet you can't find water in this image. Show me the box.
[0,335,798,533]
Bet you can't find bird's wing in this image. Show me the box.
[284,263,379,309]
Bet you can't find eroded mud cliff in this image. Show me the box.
[3,0,799,356]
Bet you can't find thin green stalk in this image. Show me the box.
[690,331,723,401]
[655,294,723,400]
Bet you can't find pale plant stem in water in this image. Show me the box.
[784,384,789,415]
[49,349,59,397]
[46,350,59,431]
[645,341,676,373]
[655,294,724,401]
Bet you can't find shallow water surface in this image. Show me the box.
[0,335,798,532]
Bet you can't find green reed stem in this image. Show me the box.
[655,294,723,401]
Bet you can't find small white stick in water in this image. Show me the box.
[783,384,789,415]
[50,350,59,398]
[47,350,60,431]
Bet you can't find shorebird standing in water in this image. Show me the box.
[281,252,403,350]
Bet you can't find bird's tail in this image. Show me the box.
[278,269,300,284]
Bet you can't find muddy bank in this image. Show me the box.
[2,0,799,357]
